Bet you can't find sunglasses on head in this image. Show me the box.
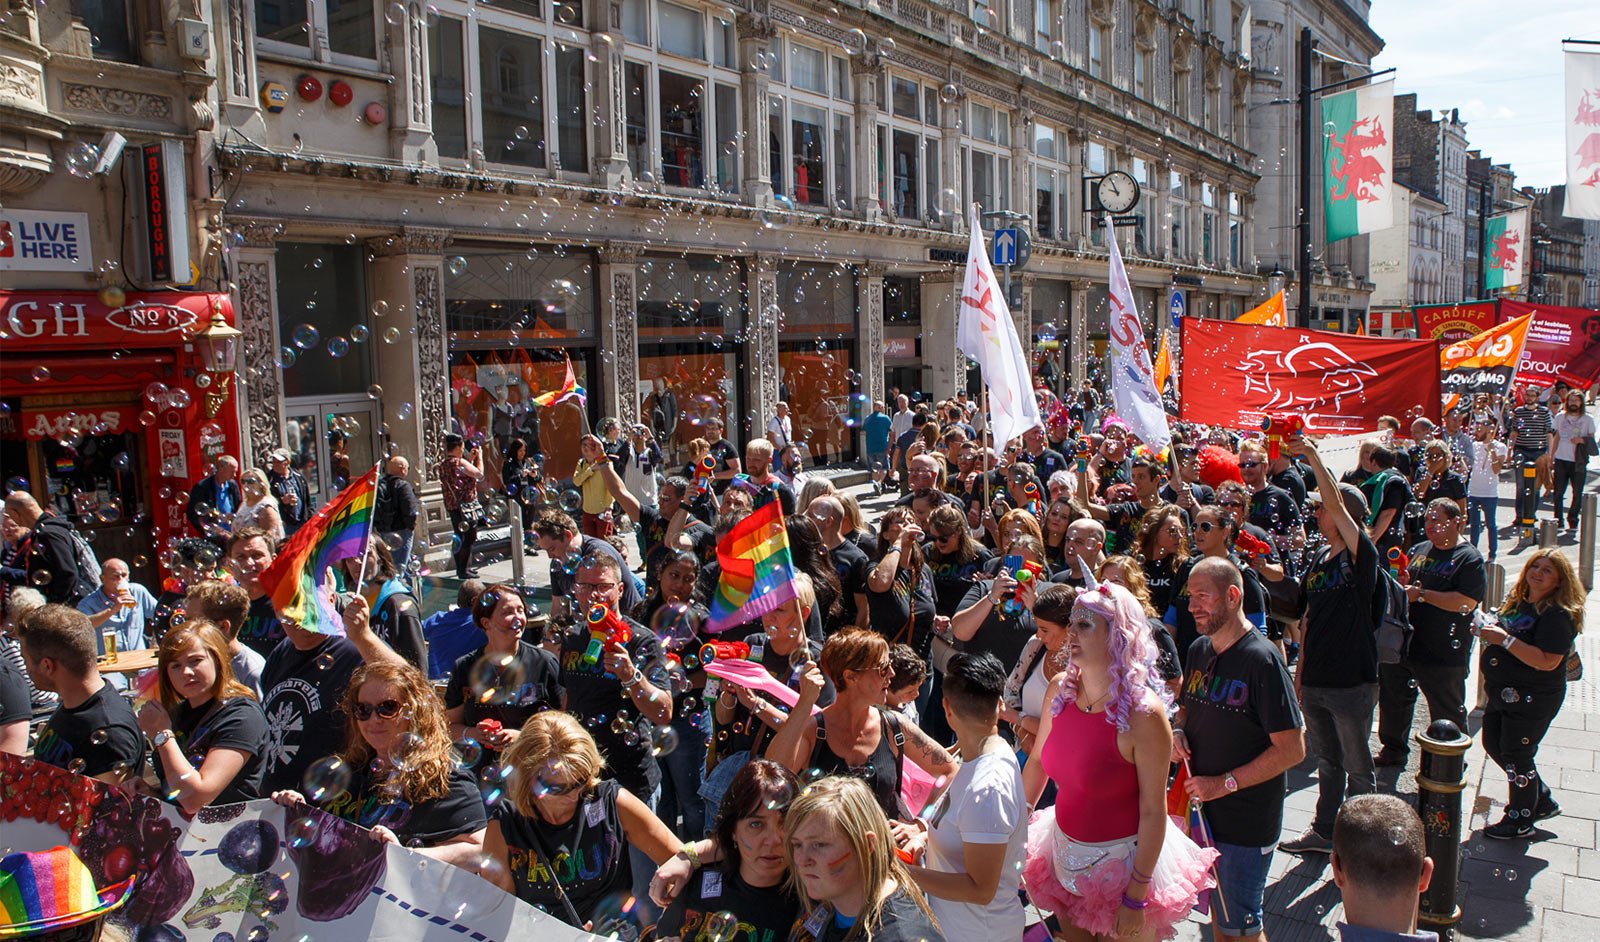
[353,699,403,721]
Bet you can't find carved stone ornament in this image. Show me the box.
[612,270,639,426]
[235,260,284,461]
[229,218,284,249]
[0,60,44,108]
[63,84,173,118]
[414,264,449,479]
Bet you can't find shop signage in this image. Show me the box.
[0,291,230,349]
[884,337,917,358]
[22,408,127,440]
[125,140,191,284]
[0,210,93,273]
[158,428,188,479]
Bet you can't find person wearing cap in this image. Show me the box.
[0,846,136,941]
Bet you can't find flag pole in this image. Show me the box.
[970,203,995,529]
[353,464,381,589]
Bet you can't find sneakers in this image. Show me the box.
[1485,817,1533,840]
[1374,749,1408,768]
[1535,796,1562,822]
[1280,828,1333,854]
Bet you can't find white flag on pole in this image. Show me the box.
[1104,216,1171,453]
[956,207,1042,448]
[1564,48,1600,219]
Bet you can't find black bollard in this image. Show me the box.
[1416,718,1472,938]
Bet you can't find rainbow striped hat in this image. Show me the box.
[0,847,135,939]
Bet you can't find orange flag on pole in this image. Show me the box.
[1237,291,1287,327]
[1153,329,1174,394]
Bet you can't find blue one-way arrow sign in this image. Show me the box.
[992,228,1018,267]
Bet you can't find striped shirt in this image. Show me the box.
[1511,404,1552,453]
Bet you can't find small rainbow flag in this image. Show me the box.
[532,355,586,409]
[706,500,799,634]
[258,466,378,635]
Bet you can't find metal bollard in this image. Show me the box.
[508,501,526,585]
[1485,562,1506,611]
[1539,519,1558,548]
[1518,458,1539,537]
[1582,492,1597,592]
[1417,718,1473,937]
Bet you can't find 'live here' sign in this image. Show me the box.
[0,209,93,273]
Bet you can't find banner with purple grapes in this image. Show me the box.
[0,754,598,942]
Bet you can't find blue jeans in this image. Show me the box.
[657,713,709,839]
[1211,842,1272,936]
[627,782,663,926]
[1467,495,1498,557]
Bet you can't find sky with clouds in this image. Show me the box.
[1369,0,1589,190]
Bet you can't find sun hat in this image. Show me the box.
[0,847,135,939]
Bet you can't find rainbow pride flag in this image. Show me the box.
[706,500,799,634]
[258,466,378,635]
[532,355,585,409]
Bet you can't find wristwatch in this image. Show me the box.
[152,730,174,748]
[1224,773,1239,793]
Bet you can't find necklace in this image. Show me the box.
[1078,685,1112,713]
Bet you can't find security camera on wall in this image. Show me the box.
[92,132,126,176]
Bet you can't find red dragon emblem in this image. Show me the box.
[1329,116,1388,204]
[1490,228,1521,271]
[1578,89,1600,187]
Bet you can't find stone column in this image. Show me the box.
[857,262,886,408]
[1062,126,1083,248]
[737,12,775,207]
[229,218,285,468]
[940,83,965,233]
[1012,110,1033,232]
[1018,272,1035,353]
[921,269,964,399]
[219,0,264,134]
[385,2,435,164]
[746,254,781,440]
[366,228,449,477]
[1155,158,1173,262]
[1070,278,1093,387]
[851,57,884,220]
[592,24,630,187]
[599,242,643,424]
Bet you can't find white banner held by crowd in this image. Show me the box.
[1565,47,1600,219]
[956,205,1042,447]
[1103,216,1170,453]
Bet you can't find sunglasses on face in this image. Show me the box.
[353,699,404,721]
[1239,461,1263,470]
[1197,521,1219,533]
[934,531,958,541]
[535,776,583,797]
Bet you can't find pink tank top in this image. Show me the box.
[1041,697,1140,842]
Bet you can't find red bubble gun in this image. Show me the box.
[689,454,717,498]
[1022,480,1043,517]
[1258,414,1306,462]
[1235,530,1273,561]
[699,640,751,663]
[1386,546,1408,578]
[1074,436,1093,470]
[582,604,632,667]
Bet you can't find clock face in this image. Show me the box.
[1097,171,1140,213]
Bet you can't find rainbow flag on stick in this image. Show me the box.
[258,466,378,635]
[706,501,799,634]
[532,355,586,409]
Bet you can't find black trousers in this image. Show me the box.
[1551,458,1587,527]
[1377,660,1470,754]
[1482,683,1565,817]
[448,508,478,577]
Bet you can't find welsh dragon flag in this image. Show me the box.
[1484,208,1530,291]
[1564,48,1600,219]
[1322,79,1395,243]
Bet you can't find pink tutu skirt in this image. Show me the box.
[1022,811,1218,940]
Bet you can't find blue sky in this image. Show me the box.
[1370,0,1587,189]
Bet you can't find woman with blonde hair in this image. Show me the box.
[784,775,946,942]
[137,619,267,812]
[274,661,486,864]
[480,711,682,932]
[797,476,838,516]
[232,468,284,542]
[1477,547,1587,839]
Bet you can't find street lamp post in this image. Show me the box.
[193,303,242,420]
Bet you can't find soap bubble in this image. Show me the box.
[453,737,484,769]
[292,324,321,350]
[841,28,867,56]
[939,83,959,104]
[385,1,407,26]
[65,141,101,178]
[446,256,469,276]
[704,910,739,942]
[650,603,705,651]
[287,816,320,849]
[651,726,680,758]
[326,336,350,358]
[304,756,352,802]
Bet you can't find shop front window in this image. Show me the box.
[1031,280,1070,396]
[446,348,591,485]
[444,249,597,341]
[638,253,744,466]
[274,244,373,399]
[792,103,827,206]
[639,347,740,468]
[778,346,856,466]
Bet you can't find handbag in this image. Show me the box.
[1567,645,1584,684]
[454,499,486,531]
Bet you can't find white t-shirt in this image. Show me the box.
[231,645,266,696]
[1468,439,1506,499]
[1551,412,1596,463]
[890,409,915,442]
[923,746,1027,941]
[766,415,792,449]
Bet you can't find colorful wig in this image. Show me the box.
[1195,444,1243,489]
[1057,582,1171,732]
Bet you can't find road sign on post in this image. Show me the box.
[993,228,1019,267]
[1168,289,1186,321]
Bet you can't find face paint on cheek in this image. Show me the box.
[825,850,853,873]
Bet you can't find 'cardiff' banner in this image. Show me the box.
[1440,313,1533,396]
[1508,300,1600,389]
[1178,318,1441,433]
[1413,301,1498,344]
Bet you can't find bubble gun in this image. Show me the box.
[699,640,751,663]
[689,454,717,499]
[1074,436,1094,472]
[1386,546,1408,579]
[1258,414,1306,462]
[582,604,632,668]
[1022,480,1043,517]
[1234,530,1273,562]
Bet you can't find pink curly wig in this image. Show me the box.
[1058,582,1171,731]
[1196,444,1243,489]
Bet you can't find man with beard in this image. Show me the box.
[227,527,282,659]
[742,438,796,516]
[1173,557,1306,942]
[1238,440,1305,555]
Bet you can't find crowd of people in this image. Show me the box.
[0,375,1592,942]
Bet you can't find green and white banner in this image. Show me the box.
[1484,208,1530,290]
[1322,79,1395,243]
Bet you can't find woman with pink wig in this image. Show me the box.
[1020,580,1217,941]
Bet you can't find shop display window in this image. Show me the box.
[274,244,373,399]
[778,346,857,465]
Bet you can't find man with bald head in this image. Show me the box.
[185,455,242,545]
[805,495,870,633]
[1050,518,1107,589]
[76,559,156,687]
[374,455,420,570]
[2,492,94,605]
[1173,556,1306,942]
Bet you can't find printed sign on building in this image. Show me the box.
[0,209,93,272]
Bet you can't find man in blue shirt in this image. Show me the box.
[422,579,488,680]
[75,558,156,690]
[863,400,892,496]
[1331,795,1437,942]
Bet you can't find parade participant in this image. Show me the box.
[572,434,619,538]
[338,539,427,671]
[226,527,283,658]
[233,468,285,543]
[1237,440,1304,553]
[893,413,929,497]
[374,456,420,571]
[265,447,312,537]
[952,536,1047,671]
[1042,496,1085,571]
[422,579,487,681]
[768,401,794,451]
[865,509,936,681]
[1466,420,1506,560]
[1002,583,1076,760]
[1079,453,1165,555]
[436,433,485,580]
[632,549,711,840]
[625,422,664,507]
[184,579,264,694]
[480,711,682,933]
[276,661,487,863]
[777,441,810,490]
[655,760,804,942]
[532,508,642,624]
[1,587,53,714]
[1282,439,1381,856]
[17,605,144,783]
[785,775,948,942]
[1099,556,1183,694]
[1021,425,1072,485]
[1331,796,1436,942]
[1021,582,1216,941]
[809,497,872,632]
[1,492,93,606]
[703,417,742,492]
[1165,504,1267,669]
[0,650,27,755]
[1051,519,1107,591]
[444,584,562,772]
[866,400,894,495]
[1549,390,1594,531]
[139,620,267,812]
[1413,442,1467,516]
[1135,505,1189,616]
[258,593,407,794]
[745,438,799,516]
[766,629,957,822]
[1508,387,1553,549]
[783,515,844,638]
[75,558,155,688]
[1477,549,1584,839]
[185,456,242,543]
[906,652,1027,939]
[1375,500,1485,768]
[1172,558,1305,942]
